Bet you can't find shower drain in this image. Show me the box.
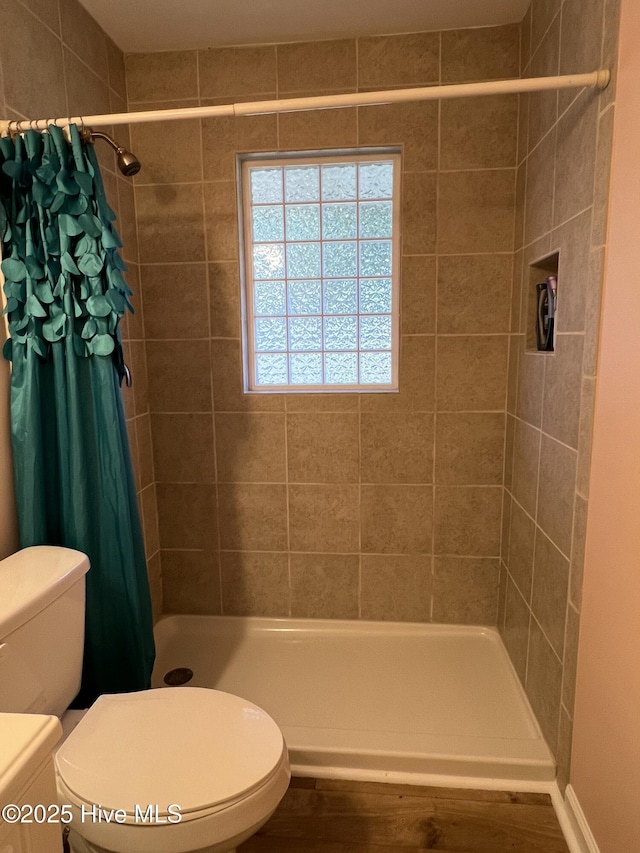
[163,667,194,686]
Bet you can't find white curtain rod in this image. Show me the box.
[0,69,610,135]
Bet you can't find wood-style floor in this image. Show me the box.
[238,777,571,853]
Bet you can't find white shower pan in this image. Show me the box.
[152,616,555,786]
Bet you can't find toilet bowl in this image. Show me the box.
[0,547,291,853]
[56,687,290,853]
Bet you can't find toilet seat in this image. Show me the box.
[55,687,287,824]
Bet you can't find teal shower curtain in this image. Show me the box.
[0,124,154,706]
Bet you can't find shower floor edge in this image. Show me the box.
[151,614,556,786]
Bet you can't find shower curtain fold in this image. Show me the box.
[0,124,155,706]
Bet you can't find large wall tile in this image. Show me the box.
[0,0,66,117]
[215,413,286,483]
[203,181,239,261]
[126,340,148,416]
[541,334,584,448]
[357,32,439,88]
[146,340,212,413]
[106,36,126,99]
[209,262,241,338]
[59,0,108,81]
[126,51,198,103]
[401,172,437,254]
[551,209,591,333]
[361,486,432,554]
[287,413,359,484]
[162,551,221,614]
[532,529,570,658]
[288,485,359,553]
[553,93,599,228]
[507,499,535,602]
[156,483,218,551]
[537,435,577,556]
[516,351,545,428]
[142,264,209,339]
[526,618,562,751]
[220,551,288,616]
[441,25,520,82]
[64,48,111,117]
[530,0,561,57]
[511,420,541,518]
[151,414,215,483]
[440,95,518,170]
[117,181,139,264]
[527,15,560,151]
[433,556,500,624]
[136,415,155,489]
[285,393,359,414]
[360,413,433,484]
[277,40,356,93]
[437,255,512,335]
[524,129,556,245]
[21,0,60,33]
[401,256,437,335]
[199,45,277,98]
[435,413,505,485]
[559,0,605,104]
[132,119,202,185]
[140,484,160,557]
[147,552,163,624]
[360,555,432,622]
[436,336,508,411]
[433,486,502,556]
[278,106,357,151]
[502,577,530,682]
[136,184,206,263]
[358,102,438,172]
[437,170,515,254]
[218,484,288,551]
[290,553,359,619]
[202,113,277,182]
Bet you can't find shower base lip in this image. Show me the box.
[152,614,556,787]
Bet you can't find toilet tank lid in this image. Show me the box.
[0,546,89,639]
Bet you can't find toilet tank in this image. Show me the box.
[0,546,90,716]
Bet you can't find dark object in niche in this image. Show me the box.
[536,276,557,351]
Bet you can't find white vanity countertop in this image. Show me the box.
[0,713,62,797]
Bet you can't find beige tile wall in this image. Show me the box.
[1,0,622,783]
[0,0,162,620]
[125,24,520,625]
[498,0,620,789]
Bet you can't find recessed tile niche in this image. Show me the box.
[526,252,559,353]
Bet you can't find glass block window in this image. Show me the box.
[239,151,401,392]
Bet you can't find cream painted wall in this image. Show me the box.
[570,1,640,849]
[0,324,18,560]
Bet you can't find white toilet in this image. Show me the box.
[0,546,290,853]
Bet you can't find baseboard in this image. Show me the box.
[553,784,601,853]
